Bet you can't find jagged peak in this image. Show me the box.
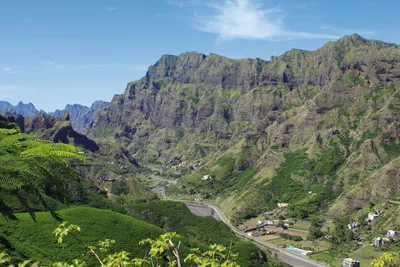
[339,33,365,42]
[61,111,70,121]
[280,48,311,59]
[335,33,367,46]
[333,33,396,49]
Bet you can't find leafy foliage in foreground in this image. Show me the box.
[128,201,238,246]
[1,221,244,267]
[0,116,84,220]
[127,201,278,266]
[0,207,164,265]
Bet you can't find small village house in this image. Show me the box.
[278,203,289,208]
[347,222,360,232]
[201,174,212,181]
[343,258,360,267]
[178,161,187,167]
[372,237,390,246]
[247,231,255,237]
[368,212,379,221]
[387,230,399,239]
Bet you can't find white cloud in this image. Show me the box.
[172,0,339,41]
[167,0,200,8]
[105,6,118,12]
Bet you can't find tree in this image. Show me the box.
[372,252,400,267]
[307,216,324,240]
[2,222,242,267]
[0,120,84,220]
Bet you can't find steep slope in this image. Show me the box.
[0,207,165,265]
[19,112,100,152]
[90,34,400,221]
[50,100,108,134]
[0,101,39,117]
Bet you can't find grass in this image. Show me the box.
[268,237,329,253]
[381,133,400,157]
[291,221,311,231]
[126,200,279,266]
[365,84,396,103]
[0,207,164,265]
[310,251,341,267]
[127,201,238,247]
[349,245,382,266]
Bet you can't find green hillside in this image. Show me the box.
[128,201,238,246]
[0,207,164,265]
[127,201,283,267]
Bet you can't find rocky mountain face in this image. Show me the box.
[0,101,39,117]
[8,112,99,152]
[49,100,108,134]
[89,34,400,221]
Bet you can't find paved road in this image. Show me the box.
[208,204,328,267]
[389,200,400,205]
[154,187,329,267]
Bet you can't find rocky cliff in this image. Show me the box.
[90,34,400,220]
[50,100,108,134]
[17,112,100,152]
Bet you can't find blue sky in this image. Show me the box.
[1,0,399,111]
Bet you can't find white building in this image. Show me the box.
[277,203,289,208]
[201,174,212,181]
[387,230,399,238]
[372,237,389,246]
[368,212,379,221]
[347,222,360,231]
[343,258,360,267]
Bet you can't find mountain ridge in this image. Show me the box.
[0,100,109,134]
[89,34,400,222]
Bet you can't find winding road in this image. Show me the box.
[153,186,329,267]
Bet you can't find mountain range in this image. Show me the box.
[2,34,400,223]
[0,100,108,134]
[88,34,400,222]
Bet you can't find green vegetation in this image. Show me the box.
[278,233,303,242]
[127,201,281,266]
[128,201,237,246]
[310,251,339,267]
[365,84,397,103]
[1,208,285,266]
[0,116,84,220]
[187,95,200,104]
[343,72,364,86]
[263,143,345,219]
[181,156,258,199]
[0,207,164,265]
[2,221,245,267]
[381,133,400,157]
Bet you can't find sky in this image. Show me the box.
[1,0,399,112]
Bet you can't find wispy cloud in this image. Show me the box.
[320,25,375,36]
[169,0,338,41]
[105,6,118,12]
[167,0,200,8]
[1,66,15,74]
[77,64,148,71]
[41,60,65,68]
[40,60,148,71]
[0,85,21,99]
